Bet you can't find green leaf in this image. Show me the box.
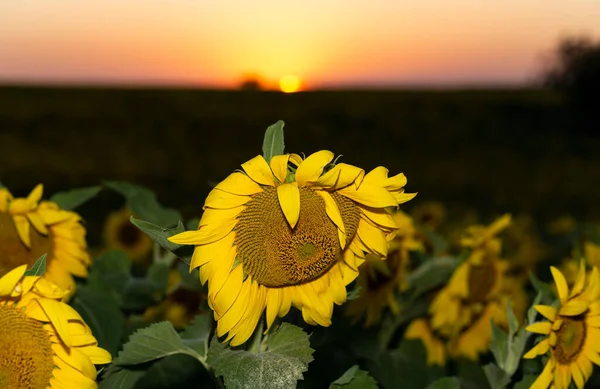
[146,262,170,293]
[483,364,511,389]
[105,181,182,227]
[329,365,378,389]
[113,321,200,366]
[207,323,314,389]
[185,217,200,231]
[506,299,519,339]
[426,377,460,389]
[24,253,47,276]
[71,284,125,356]
[409,256,458,299]
[130,217,190,257]
[181,313,213,360]
[99,367,146,389]
[513,374,537,389]
[131,354,209,389]
[262,120,285,163]
[346,286,361,301]
[50,186,102,210]
[505,292,544,375]
[489,318,508,368]
[529,272,556,305]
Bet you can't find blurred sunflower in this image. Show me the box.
[410,201,446,231]
[404,318,446,366]
[524,261,600,389]
[429,214,525,360]
[0,264,111,388]
[143,269,207,329]
[346,211,423,326]
[169,151,415,345]
[585,241,600,267]
[547,215,578,236]
[103,207,153,262]
[0,184,91,293]
[504,214,546,283]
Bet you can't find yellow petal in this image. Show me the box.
[560,300,589,316]
[189,233,236,270]
[551,266,570,303]
[204,189,251,209]
[0,264,27,296]
[215,172,264,196]
[265,288,282,333]
[12,214,31,248]
[241,155,275,186]
[312,163,364,190]
[169,219,236,246]
[337,184,398,208]
[393,191,418,205]
[361,207,398,229]
[199,207,244,227]
[270,154,292,184]
[79,346,112,365]
[277,182,300,229]
[383,172,408,190]
[26,212,49,235]
[362,166,389,186]
[212,264,244,320]
[535,305,557,322]
[526,321,552,335]
[316,191,346,242]
[217,278,252,336]
[295,150,334,187]
[27,183,44,204]
[571,360,585,389]
[529,359,554,389]
[38,298,72,347]
[279,288,292,317]
[357,218,389,257]
[207,246,237,299]
[523,339,550,359]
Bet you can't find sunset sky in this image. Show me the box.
[1,1,599,89]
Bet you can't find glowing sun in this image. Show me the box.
[279,75,302,93]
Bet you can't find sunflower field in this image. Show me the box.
[2,121,600,389]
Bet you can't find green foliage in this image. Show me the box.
[49,186,102,210]
[408,255,458,299]
[130,217,193,261]
[426,377,460,389]
[329,365,378,389]
[105,181,182,227]
[180,314,213,360]
[24,253,46,276]
[262,120,285,163]
[529,272,556,305]
[207,323,314,389]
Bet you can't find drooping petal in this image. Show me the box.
[169,219,237,246]
[571,259,587,297]
[189,233,236,270]
[535,305,557,322]
[26,212,49,235]
[295,150,334,187]
[277,182,300,229]
[560,300,589,316]
[526,321,552,335]
[241,155,275,186]
[270,154,292,184]
[212,264,244,320]
[523,339,549,359]
[316,191,346,244]
[12,214,31,248]
[265,288,282,333]
[312,163,364,190]
[337,184,398,208]
[357,218,389,257]
[204,189,252,210]
[215,172,264,196]
[0,264,27,296]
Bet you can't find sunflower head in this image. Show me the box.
[0,264,111,388]
[103,207,153,263]
[410,201,446,231]
[460,214,511,263]
[524,260,600,389]
[169,150,415,345]
[0,184,91,294]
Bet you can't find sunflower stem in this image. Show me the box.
[247,318,264,354]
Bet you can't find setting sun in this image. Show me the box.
[279,75,302,93]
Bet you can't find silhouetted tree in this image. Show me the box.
[541,36,600,132]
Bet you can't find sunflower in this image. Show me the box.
[103,207,153,262]
[169,151,415,346]
[0,184,91,293]
[524,260,600,389]
[410,201,446,231]
[346,210,423,326]
[428,214,526,360]
[404,318,446,366]
[0,263,111,388]
[504,214,546,283]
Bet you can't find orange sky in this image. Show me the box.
[1,0,599,89]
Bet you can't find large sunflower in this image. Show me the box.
[0,184,91,293]
[103,207,153,262]
[169,151,415,345]
[0,264,111,388]
[524,260,600,389]
[346,210,423,326]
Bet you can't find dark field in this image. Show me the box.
[1,86,599,234]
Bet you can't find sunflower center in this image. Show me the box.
[466,260,496,304]
[0,306,54,389]
[555,317,586,364]
[118,221,142,247]
[0,213,53,278]
[235,186,361,287]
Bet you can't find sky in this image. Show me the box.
[1,0,599,89]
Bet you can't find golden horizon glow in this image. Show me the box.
[1,1,600,88]
[279,75,302,93]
